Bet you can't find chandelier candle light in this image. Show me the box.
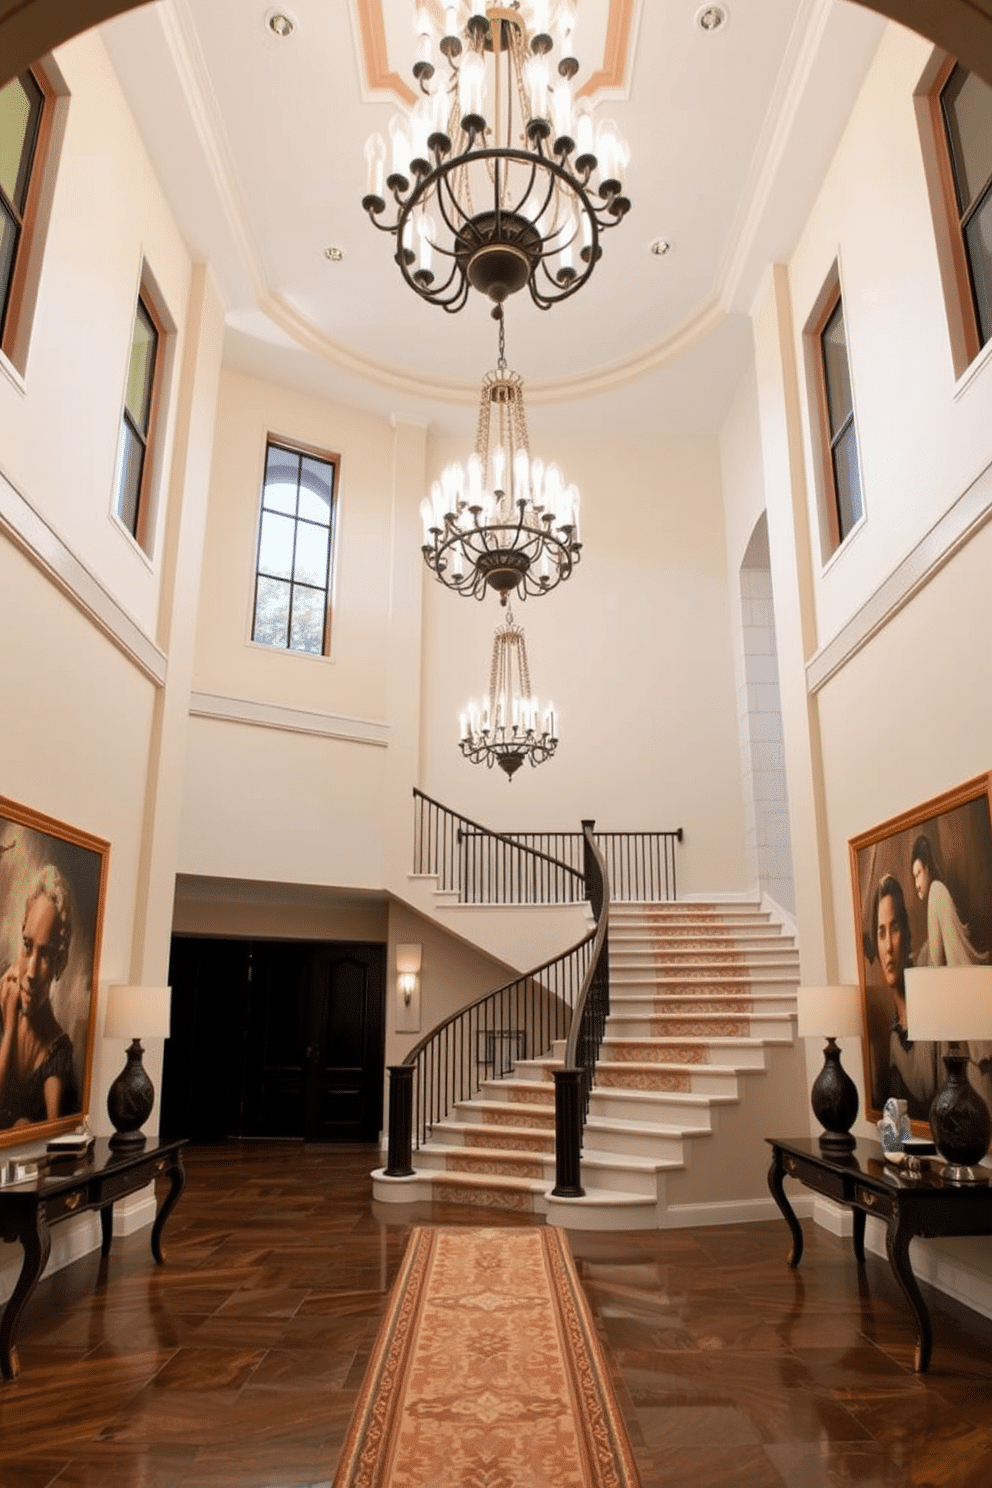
[421,309,580,601]
[460,606,557,779]
[362,1,631,311]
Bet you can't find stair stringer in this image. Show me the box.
[398,870,588,974]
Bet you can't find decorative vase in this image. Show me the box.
[107,1038,154,1148]
[929,1050,991,1182]
[811,1038,859,1152]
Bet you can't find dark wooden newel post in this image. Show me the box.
[552,1067,585,1197]
[384,1065,415,1177]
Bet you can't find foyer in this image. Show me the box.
[3,1143,992,1488]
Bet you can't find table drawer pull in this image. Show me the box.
[862,1190,876,1208]
[785,1157,798,1175]
[64,1192,81,1211]
[155,1160,165,1173]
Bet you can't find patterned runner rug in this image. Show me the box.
[333,1226,641,1488]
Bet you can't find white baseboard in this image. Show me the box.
[663,1193,814,1228]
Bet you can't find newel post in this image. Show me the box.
[384,1065,415,1177]
[552,1067,585,1197]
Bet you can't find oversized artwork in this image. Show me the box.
[850,773,992,1131]
[0,796,109,1145]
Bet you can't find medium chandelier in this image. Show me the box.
[420,308,580,603]
[361,1,632,311]
[459,607,558,778]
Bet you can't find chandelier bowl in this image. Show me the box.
[362,4,631,313]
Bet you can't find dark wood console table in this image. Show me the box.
[0,1135,186,1379]
[767,1136,992,1371]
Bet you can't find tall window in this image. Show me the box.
[113,293,160,539]
[817,292,863,549]
[939,64,992,352]
[252,440,337,655]
[0,69,45,347]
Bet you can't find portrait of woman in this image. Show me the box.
[0,866,78,1127]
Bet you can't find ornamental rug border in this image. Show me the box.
[332,1225,641,1488]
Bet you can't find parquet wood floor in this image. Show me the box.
[1,1142,992,1486]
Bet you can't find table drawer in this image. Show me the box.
[43,1188,90,1223]
[100,1157,168,1203]
[781,1152,847,1201]
[853,1184,892,1219]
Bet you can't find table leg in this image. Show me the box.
[0,1209,51,1380]
[852,1206,866,1263]
[767,1150,804,1267]
[100,1202,114,1256]
[151,1151,186,1264]
[885,1205,931,1373]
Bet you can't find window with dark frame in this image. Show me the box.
[0,69,45,345]
[819,293,863,547]
[113,294,160,539]
[939,63,992,353]
[252,440,337,656]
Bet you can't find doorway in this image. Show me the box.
[161,936,386,1143]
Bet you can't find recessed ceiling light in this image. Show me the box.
[650,239,672,257]
[696,5,728,32]
[266,10,295,38]
[324,246,345,262]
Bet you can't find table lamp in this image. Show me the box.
[905,966,992,1184]
[104,985,172,1149]
[797,984,862,1151]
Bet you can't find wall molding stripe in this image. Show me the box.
[806,455,992,693]
[0,463,168,685]
[188,689,389,746]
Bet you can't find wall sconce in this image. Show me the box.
[396,944,422,1006]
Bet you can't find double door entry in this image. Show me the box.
[162,936,386,1143]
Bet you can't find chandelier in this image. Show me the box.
[460,607,558,778]
[420,309,580,602]
[361,2,631,311]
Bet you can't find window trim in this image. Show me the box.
[0,57,68,375]
[915,51,991,376]
[803,268,865,563]
[250,434,340,659]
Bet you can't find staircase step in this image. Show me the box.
[593,1061,753,1097]
[588,1085,735,1129]
[451,1098,556,1129]
[600,1036,770,1068]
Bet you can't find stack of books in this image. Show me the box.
[46,1131,95,1157]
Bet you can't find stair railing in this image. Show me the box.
[384,814,601,1176]
[413,788,681,903]
[553,822,611,1198]
[413,788,587,904]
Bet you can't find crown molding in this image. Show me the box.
[189,690,389,745]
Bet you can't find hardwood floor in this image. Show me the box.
[1,1142,992,1486]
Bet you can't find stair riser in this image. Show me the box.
[595,1067,744,1098]
[588,1090,719,1128]
[609,995,796,1016]
[600,1041,769,1069]
[606,1016,795,1040]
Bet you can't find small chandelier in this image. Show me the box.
[361,2,631,312]
[420,309,580,603]
[460,607,558,779]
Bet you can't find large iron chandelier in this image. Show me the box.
[361,2,631,311]
[459,607,558,778]
[420,309,580,602]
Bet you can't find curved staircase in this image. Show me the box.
[375,900,807,1229]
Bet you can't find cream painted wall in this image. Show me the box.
[192,369,404,723]
[789,24,992,649]
[0,31,192,633]
[418,433,750,898]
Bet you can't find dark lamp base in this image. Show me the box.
[930,1050,991,1182]
[107,1038,155,1148]
[811,1038,859,1153]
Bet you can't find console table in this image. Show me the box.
[0,1135,186,1379]
[767,1136,992,1372]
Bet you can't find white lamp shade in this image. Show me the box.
[797,984,862,1039]
[396,944,422,975]
[905,966,992,1042]
[105,985,172,1040]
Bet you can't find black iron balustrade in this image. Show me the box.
[412,789,681,904]
[413,789,586,904]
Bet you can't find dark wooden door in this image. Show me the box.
[162,936,385,1143]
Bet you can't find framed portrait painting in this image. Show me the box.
[850,773,992,1131]
[0,796,109,1146]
